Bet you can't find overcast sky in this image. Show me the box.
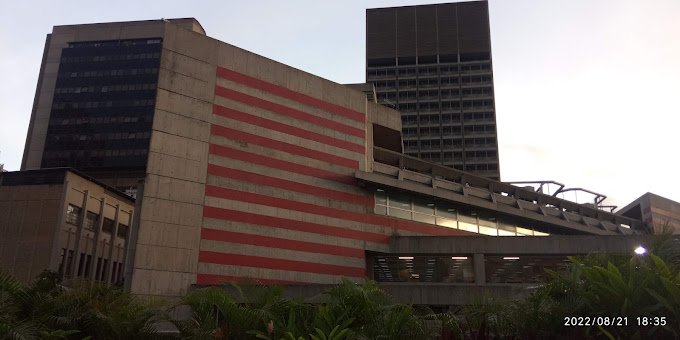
[1,0,678,208]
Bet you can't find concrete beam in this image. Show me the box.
[389,235,663,255]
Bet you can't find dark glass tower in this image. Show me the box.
[41,38,162,170]
[366,1,500,180]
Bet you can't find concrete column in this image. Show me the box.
[88,197,106,282]
[50,180,70,273]
[123,179,141,291]
[68,190,89,278]
[105,204,121,285]
[473,253,485,285]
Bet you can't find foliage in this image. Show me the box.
[3,236,680,339]
[0,270,169,340]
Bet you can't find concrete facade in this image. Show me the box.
[618,192,680,234]
[0,169,134,284]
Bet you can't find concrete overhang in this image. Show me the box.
[356,169,616,236]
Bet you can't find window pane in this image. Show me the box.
[389,208,412,220]
[390,193,411,210]
[479,225,498,236]
[436,217,458,229]
[459,221,478,233]
[413,198,435,214]
[66,204,81,225]
[375,205,387,215]
[437,205,457,219]
[498,229,515,236]
[85,212,98,230]
[413,213,435,224]
[375,191,387,205]
[516,227,534,236]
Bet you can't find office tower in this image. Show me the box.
[366,1,501,180]
[21,19,203,194]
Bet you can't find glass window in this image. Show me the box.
[413,198,434,214]
[374,205,387,215]
[436,217,458,229]
[458,221,478,233]
[389,208,412,220]
[479,225,498,236]
[117,224,129,238]
[102,218,115,233]
[390,193,411,210]
[516,227,535,236]
[413,213,435,224]
[66,204,82,225]
[375,191,387,205]
[84,211,99,230]
[498,229,516,236]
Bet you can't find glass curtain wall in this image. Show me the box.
[374,189,549,236]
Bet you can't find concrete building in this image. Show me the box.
[15,18,654,303]
[0,168,134,284]
[366,1,501,180]
[618,193,680,234]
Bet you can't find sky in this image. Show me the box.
[0,0,678,208]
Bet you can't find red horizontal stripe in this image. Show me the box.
[209,144,356,185]
[196,273,304,286]
[203,206,389,244]
[211,125,359,169]
[215,85,365,138]
[207,164,372,206]
[217,66,366,123]
[201,228,365,258]
[199,251,366,277]
[213,104,364,154]
[205,186,473,237]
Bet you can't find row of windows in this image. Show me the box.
[402,137,496,147]
[58,249,125,284]
[46,149,148,159]
[402,112,495,125]
[66,203,130,238]
[397,98,493,108]
[407,139,498,150]
[404,138,500,152]
[61,52,161,63]
[68,38,161,48]
[52,115,151,126]
[384,92,493,105]
[48,131,151,142]
[375,190,546,236]
[395,101,493,113]
[368,64,492,78]
[403,125,496,136]
[405,152,498,163]
[60,68,159,78]
[52,99,155,110]
[54,83,157,94]
[375,76,493,89]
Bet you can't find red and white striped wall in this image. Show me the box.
[198,66,470,285]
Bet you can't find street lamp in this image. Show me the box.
[634,246,647,255]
